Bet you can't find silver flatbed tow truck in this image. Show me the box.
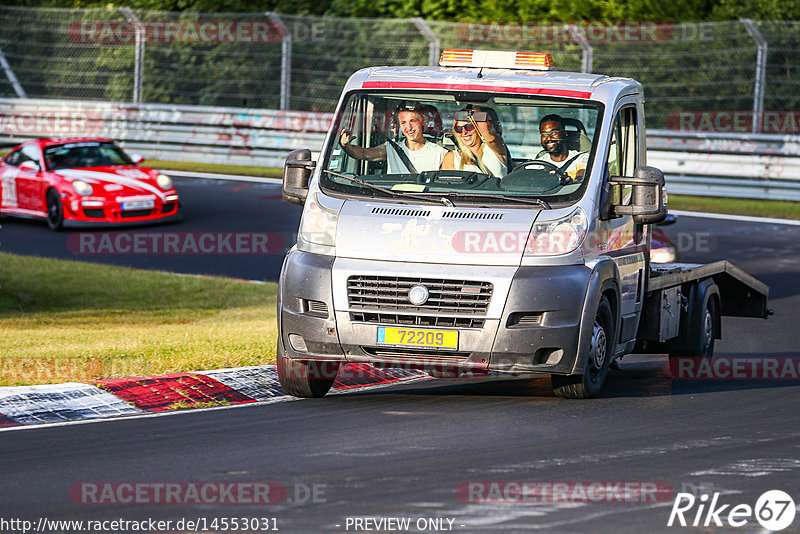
[276,49,770,398]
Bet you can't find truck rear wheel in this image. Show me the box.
[276,342,339,398]
[552,295,615,399]
[669,296,717,359]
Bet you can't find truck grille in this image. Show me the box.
[350,312,484,328]
[347,276,492,315]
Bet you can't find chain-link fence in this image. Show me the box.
[1,7,798,130]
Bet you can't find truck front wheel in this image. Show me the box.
[552,295,615,399]
[276,342,339,398]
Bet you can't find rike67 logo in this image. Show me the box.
[668,489,795,530]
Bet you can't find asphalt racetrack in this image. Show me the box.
[2,176,800,533]
[0,177,299,281]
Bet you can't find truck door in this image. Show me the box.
[603,103,646,349]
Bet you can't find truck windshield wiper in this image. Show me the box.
[420,191,551,209]
[323,170,452,207]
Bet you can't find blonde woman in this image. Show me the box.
[441,106,508,178]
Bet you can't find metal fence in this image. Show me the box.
[1,7,799,132]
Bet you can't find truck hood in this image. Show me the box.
[335,200,542,266]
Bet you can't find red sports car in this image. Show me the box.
[0,138,180,229]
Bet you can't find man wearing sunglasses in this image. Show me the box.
[442,106,508,178]
[536,114,589,184]
[338,107,447,174]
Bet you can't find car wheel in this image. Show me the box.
[552,295,615,399]
[276,340,338,398]
[46,189,64,230]
[669,296,717,359]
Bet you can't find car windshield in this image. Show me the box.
[322,91,603,205]
[44,141,133,171]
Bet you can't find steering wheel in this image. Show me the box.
[500,160,569,193]
[515,160,571,181]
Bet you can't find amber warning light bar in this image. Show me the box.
[439,49,554,70]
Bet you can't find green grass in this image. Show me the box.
[668,194,800,220]
[0,253,279,386]
[149,159,282,179]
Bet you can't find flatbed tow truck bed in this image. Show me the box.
[649,261,770,318]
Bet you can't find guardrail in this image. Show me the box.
[0,98,331,168]
[1,99,799,200]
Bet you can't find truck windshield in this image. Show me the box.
[322,91,603,205]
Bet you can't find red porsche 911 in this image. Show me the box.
[0,138,180,230]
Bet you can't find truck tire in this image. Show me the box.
[276,341,339,398]
[669,296,717,359]
[552,295,615,399]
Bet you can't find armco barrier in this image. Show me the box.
[1,99,799,200]
[0,98,331,167]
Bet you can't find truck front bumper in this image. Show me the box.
[279,250,592,376]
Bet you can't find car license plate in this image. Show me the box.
[376,326,458,350]
[121,200,155,211]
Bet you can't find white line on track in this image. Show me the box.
[0,373,432,433]
[669,209,800,226]
[166,170,282,184]
[0,394,299,433]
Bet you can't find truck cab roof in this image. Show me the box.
[343,66,643,103]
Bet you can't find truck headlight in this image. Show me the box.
[299,193,339,247]
[525,207,588,256]
[71,180,93,196]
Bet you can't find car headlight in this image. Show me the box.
[524,207,588,256]
[71,180,93,196]
[157,174,173,190]
[299,193,339,247]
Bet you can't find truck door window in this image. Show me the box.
[607,107,638,205]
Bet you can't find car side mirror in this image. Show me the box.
[130,154,145,164]
[19,160,39,172]
[283,148,315,206]
[609,165,667,225]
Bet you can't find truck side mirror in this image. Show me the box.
[608,165,667,224]
[282,148,315,206]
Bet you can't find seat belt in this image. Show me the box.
[387,140,418,174]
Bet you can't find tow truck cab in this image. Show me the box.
[277,50,770,399]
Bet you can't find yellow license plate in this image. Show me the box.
[376,326,458,350]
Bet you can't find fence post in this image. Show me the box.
[741,19,767,134]
[269,13,291,111]
[120,7,144,104]
[0,46,26,98]
[568,24,593,73]
[413,18,440,66]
